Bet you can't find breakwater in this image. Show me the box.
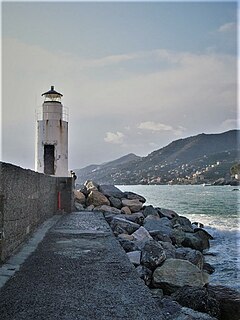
[74,180,240,320]
[0,162,74,262]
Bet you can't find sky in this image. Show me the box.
[1,1,238,170]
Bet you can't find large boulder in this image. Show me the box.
[182,233,206,252]
[127,251,141,266]
[121,199,143,213]
[144,216,173,238]
[207,285,240,320]
[175,247,204,269]
[172,286,220,318]
[158,241,176,259]
[110,217,140,235]
[158,297,218,320]
[171,228,186,246]
[123,191,146,203]
[131,226,153,244]
[172,216,194,233]
[99,185,125,199]
[194,228,213,250]
[123,212,145,225]
[86,190,110,207]
[142,205,159,218]
[109,196,122,209]
[118,237,138,253]
[140,239,166,270]
[94,204,121,214]
[74,190,86,205]
[153,259,209,294]
[158,208,179,219]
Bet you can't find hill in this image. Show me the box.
[75,130,239,185]
[74,153,141,184]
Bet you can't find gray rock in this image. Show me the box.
[135,265,153,286]
[194,229,213,250]
[99,185,125,199]
[144,216,173,238]
[153,259,209,294]
[142,205,159,218]
[175,247,204,269]
[207,285,240,320]
[159,297,182,318]
[75,202,85,211]
[118,238,138,253]
[157,207,179,219]
[127,251,141,266]
[203,263,215,275]
[140,239,166,270]
[123,212,145,225]
[158,297,217,320]
[109,196,122,209]
[149,230,172,243]
[110,217,140,235]
[94,204,121,214]
[172,216,194,233]
[131,226,153,242]
[123,191,146,203]
[121,198,143,213]
[182,233,206,252]
[171,228,186,246]
[172,285,220,318]
[175,307,218,320]
[158,241,176,259]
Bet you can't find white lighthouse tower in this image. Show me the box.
[35,86,68,177]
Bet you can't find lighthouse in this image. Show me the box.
[35,86,68,177]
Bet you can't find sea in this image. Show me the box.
[117,185,240,291]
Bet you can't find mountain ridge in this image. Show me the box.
[75,129,239,185]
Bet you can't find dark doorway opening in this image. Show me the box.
[44,144,55,175]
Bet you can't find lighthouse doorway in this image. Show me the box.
[44,144,55,175]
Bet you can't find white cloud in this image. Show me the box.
[104,131,124,144]
[138,121,173,131]
[218,22,236,33]
[138,121,186,136]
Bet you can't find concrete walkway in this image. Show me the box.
[0,212,166,320]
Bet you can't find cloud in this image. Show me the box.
[104,131,124,144]
[138,121,173,131]
[138,121,186,136]
[218,22,236,33]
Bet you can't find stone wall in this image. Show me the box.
[0,162,74,262]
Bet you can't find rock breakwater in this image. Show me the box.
[74,180,240,320]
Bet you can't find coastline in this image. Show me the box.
[74,180,240,319]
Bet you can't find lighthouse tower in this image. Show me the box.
[35,86,68,177]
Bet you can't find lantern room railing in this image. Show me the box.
[35,106,69,122]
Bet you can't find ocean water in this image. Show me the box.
[117,185,240,291]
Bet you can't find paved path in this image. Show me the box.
[0,212,166,320]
